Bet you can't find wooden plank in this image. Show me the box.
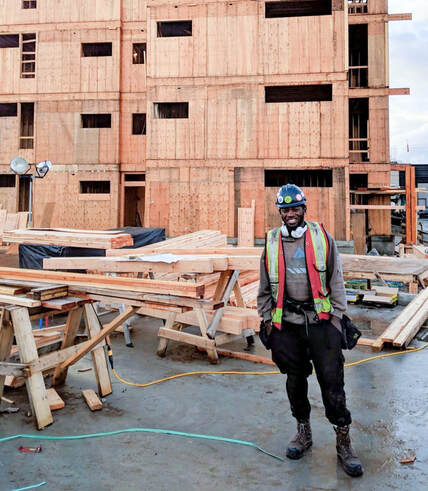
[46,388,65,411]
[82,389,103,411]
[380,287,428,343]
[32,343,89,375]
[0,294,41,308]
[393,302,428,348]
[0,267,205,299]
[2,229,133,249]
[52,307,84,386]
[10,307,53,429]
[0,285,27,295]
[83,304,112,397]
[158,327,216,350]
[107,247,262,257]
[41,297,88,310]
[237,200,255,247]
[28,285,68,300]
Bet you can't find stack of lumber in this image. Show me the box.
[107,230,228,256]
[2,228,133,249]
[372,287,428,350]
[0,211,28,246]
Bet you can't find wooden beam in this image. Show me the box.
[82,389,103,411]
[0,267,205,298]
[83,304,112,397]
[0,294,41,308]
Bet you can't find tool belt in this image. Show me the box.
[284,298,317,319]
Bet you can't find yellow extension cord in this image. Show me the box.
[111,342,428,388]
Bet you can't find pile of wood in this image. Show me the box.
[2,228,133,249]
[372,287,428,351]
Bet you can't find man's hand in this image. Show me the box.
[264,321,272,336]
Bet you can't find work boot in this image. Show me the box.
[334,426,364,477]
[286,420,312,460]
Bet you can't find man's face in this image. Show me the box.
[279,205,306,230]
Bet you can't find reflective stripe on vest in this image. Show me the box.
[266,222,331,330]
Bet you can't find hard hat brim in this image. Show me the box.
[276,199,307,209]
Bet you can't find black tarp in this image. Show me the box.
[19,227,165,269]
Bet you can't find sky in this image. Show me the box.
[389,0,428,164]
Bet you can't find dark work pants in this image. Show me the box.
[270,320,352,427]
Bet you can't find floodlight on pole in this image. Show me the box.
[9,157,53,227]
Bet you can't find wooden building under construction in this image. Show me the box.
[0,0,412,243]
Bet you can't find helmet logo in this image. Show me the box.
[296,194,302,201]
[277,196,284,204]
[284,195,292,204]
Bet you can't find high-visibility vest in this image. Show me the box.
[265,222,331,329]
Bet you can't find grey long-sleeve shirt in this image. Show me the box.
[257,228,347,329]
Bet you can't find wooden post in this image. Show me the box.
[156,311,177,357]
[405,165,417,245]
[52,307,84,386]
[0,308,14,400]
[11,307,53,429]
[83,304,112,397]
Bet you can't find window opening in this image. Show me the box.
[265,169,333,187]
[0,103,18,117]
[265,1,332,18]
[349,98,369,162]
[265,85,332,103]
[0,35,19,48]
[80,181,111,194]
[154,102,189,119]
[21,33,36,78]
[22,1,37,8]
[157,21,192,38]
[81,114,111,128]
[125,174,145,182]
[132,43,146,64]
[132,114,146,135]
[349,25,368,88]
[82,42,112,57]
[0,175,16,187]
[20,102,34,149]
[348,1,368,14]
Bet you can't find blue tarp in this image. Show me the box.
[19,227,165,270]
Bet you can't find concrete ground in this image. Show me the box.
[1,306,428,491]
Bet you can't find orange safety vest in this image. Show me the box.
[265,222,331,330]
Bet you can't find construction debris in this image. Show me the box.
[82,389,102,411]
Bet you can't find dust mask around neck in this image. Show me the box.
[281,222,307,239]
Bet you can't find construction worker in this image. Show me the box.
[257,184,363,478]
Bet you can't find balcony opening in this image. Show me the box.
[349,98,369,162]
[21,33,36,78]
[265,84,332,103]
[157,21,192,38]
[349,24,368,88]
[265,1,332,18]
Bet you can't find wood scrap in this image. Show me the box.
[82,389,102,411]
[46,388,65,410]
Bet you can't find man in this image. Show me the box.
[257,184,363,478]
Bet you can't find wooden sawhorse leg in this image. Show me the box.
[0,307,14,401]
[11,307,53,430]
[156,312,178,357]
[83,303,112,397]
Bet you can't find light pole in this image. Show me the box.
[10,157,52,227]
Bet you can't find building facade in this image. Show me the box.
[0,0,410,239]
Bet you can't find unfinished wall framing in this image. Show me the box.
[0,0,411,241]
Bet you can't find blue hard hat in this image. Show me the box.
[276,184,307,208]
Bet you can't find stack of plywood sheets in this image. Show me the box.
[2,228,133,249]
